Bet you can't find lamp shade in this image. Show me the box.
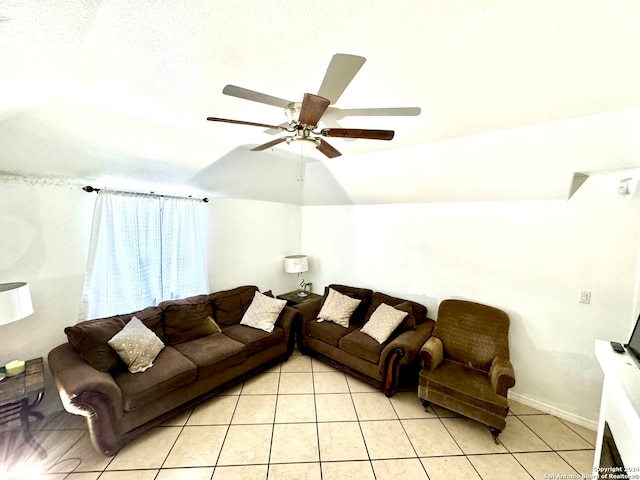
[284,255,308,274]
[0,282,34,326]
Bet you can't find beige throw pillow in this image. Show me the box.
[360,303,408,343]
[317,288,361,328]
[240,291,287,333]
[108,316,165,373]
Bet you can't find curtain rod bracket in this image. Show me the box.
[82,186,209,202]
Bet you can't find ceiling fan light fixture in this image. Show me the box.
[285,102,302,125]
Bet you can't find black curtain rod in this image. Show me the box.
[82,186,209,203]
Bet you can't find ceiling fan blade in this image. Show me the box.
[207,117,287,131]
[317,54,366,105]
[298,93,330,127]
[333,106,421,117]
[316,139,342,158]
[264,122,290,135]
[321,128,394,141]
[250,137,288,152]
[222,85,292,108]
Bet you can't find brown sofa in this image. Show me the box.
[48,285,299,456]
[295,284,435,396]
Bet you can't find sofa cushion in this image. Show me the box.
[325,284,373,325]
[65,317,125,372]
[64,306,164,372]
[173,333,247,380]
[360,303,408,344]
[240,291,287,333]
[211,286,259,327]
[305,318,359,347]
[159,294,216,346]
[339,329,385,364]
[420,359,509,415]
[317,288,361,327]
[125,306,164,339]
[113,346,197,411]
[223,324,286,356]
[108,317,165,373]
[364,292,427,326]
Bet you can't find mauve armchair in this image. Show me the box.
[418,299,515,442]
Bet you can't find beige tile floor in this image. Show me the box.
[1,351,597,479]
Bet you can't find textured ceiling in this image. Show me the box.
[1,0,639,204]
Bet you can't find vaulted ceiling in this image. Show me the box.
[1,0,639,204]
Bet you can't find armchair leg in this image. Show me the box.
[488,427,501,444]
[420,399,431,411]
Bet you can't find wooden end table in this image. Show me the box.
[0,357,47,459]
[277,290,322,306]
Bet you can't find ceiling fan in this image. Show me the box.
[206,54,420,158]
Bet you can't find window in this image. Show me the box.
[79,190,209,320]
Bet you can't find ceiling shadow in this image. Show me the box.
[190,145,354,205]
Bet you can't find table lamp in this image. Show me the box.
[284,255,309,297]
[0,282,34,381]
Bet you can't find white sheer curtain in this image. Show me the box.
[79,190,209,320]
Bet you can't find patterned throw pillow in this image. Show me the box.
[240,291,287,333]
[360,303,408,344]
[317,288,361,328]
[108,316,165,373]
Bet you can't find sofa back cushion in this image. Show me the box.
[434,299,510,371]
[65,306,163,372]
[65,317,125,372]
[127,306,164,338]
[324,284,373,326]
[364,292,427,333]
[211,285,259,327]
[159,294,217,345]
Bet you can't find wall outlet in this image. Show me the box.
[579,290,591,304]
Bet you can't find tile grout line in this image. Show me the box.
[508,412,580,479]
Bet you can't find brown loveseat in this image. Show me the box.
[295,284,434,396]
[48,285,298,456]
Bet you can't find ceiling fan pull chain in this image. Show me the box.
[298,142,305,182]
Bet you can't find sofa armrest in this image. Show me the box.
[379,319,435,395]
[380,320,435,370]
[49,343,126,455]
[49,343,124,416]
[489,356,516,397]
[420,336,443,371]
[277,306,300,356]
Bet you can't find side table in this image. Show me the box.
[0,357,47,459]
[277,290,322,306]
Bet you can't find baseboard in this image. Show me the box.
[509,391,598,431]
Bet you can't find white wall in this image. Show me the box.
[207,198,302,293]
[0,177,301,414]
[301,172,640,426]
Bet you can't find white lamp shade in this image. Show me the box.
[284,255,308,274]
[0,282,34,326]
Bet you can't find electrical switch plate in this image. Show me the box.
[579,290,591,304]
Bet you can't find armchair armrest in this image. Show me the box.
[420,336,443,371]
[489,356,516,397]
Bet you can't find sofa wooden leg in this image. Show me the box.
[488,427,501,444]
[420,399,431,410]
